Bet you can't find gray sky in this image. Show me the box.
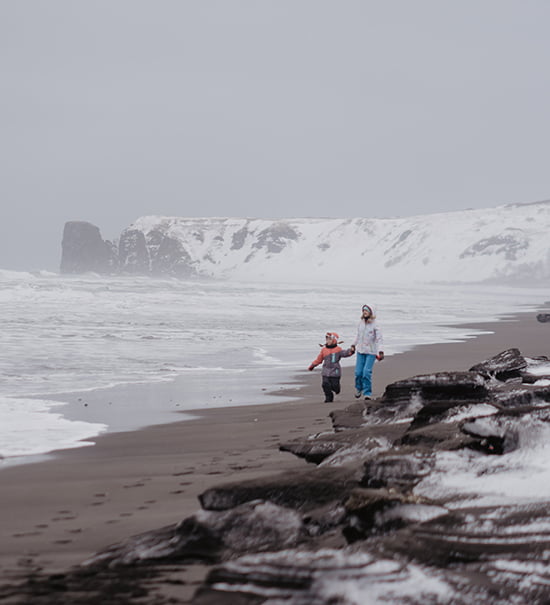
[1,1,550,271]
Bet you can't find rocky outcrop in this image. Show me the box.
[118,228,149,274]
[14,348,550,604]
[469,347,528,380]
[60,221,118,274]
[83,500,305,568]
[147,229,195,277]
[61,221,199,277]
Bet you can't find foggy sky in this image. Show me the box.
[1,1,549,271]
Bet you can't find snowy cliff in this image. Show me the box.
[61,200,550,284]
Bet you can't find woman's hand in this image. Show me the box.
[377,351,385,361]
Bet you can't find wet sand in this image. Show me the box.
[1,309,549,600]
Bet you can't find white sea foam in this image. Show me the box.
[1,270,549,463]
[0,396,106,458]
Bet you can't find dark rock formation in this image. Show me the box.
[342,486,446,541]
[329,401,369,431]
[147,229,195,277]
[360,449,435,491]
[469,347,527,380]
[83,500,305,568]
[118,228,149,274]
[60,221,118,274]
[382,370,489,408]
[279,423,404,464]
[11,348,550,605]
[199,466,362,512]
[62,221,200,278]
[252,223,299,254]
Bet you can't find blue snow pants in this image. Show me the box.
[355,353,376,397]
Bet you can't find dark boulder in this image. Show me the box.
[388,502,550,566]
[360,449,435,491]
[83,500,305,568]
[469,348,527,381]
[199,466,362,512]
[279,432,360,464]
[399,419,479,450]
[280,424,403,465]
[491,383,550,408]
[193,547,461,605]
[329,401,368,431]
[342,487,446,541]
[382,371,489,407]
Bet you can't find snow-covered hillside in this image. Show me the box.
[125,200,550,284]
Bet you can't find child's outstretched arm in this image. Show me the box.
[308,350,325,370]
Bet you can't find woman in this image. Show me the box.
[352,304,384,400]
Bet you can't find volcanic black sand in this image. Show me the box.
[1,309,549,603]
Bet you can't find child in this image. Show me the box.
[308,332,355,403]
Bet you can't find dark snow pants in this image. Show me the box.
[322,376,341,402]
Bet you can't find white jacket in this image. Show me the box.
[353,320,383,355]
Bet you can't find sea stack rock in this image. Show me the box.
[117,227,196,276]
[60,221,118,274]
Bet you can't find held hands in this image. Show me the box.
[376,351,385,361]
[308,365,314,371]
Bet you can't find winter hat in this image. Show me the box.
[325,332,339,345]
[362,305,373,315]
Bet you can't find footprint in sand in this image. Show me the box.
[91,501,105,506]
[172,470,194,476]
[145,499,157,504]
[137,505,149,510]
[66,528,82,534]
[35,524,49,529]
[170,489,185,494]
[123,482,145,488]
[53,539,72,545]
[17,557,36,567]
[119,512,133,517]
[105,520,119,524]
[13,531,42,538]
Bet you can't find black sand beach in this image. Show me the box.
[1,309,549,603]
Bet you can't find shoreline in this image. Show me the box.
[1,309,549,600]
